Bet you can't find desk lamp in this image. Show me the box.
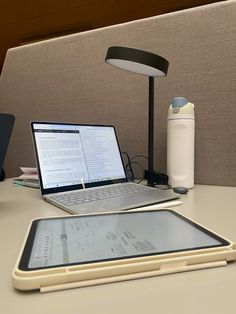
[105,46,169,186]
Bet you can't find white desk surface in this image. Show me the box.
[1,179,236,314]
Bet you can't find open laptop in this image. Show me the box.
[0,113,15,181]
[31,122,179,214]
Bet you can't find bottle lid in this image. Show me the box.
[172,97,188,108]
[168,97,194,118]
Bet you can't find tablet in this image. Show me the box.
[13,209,236,292]
[18,209,230,270]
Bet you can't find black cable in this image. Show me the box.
[122,151,135,181]
[122,152,150,183]
[129,161,145,184]
[129,155,147,183]
[130,155,148,162]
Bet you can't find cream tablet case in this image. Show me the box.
[12,210,236,293]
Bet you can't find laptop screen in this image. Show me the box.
[31,122,127,194]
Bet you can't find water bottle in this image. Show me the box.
[167,97,195,189]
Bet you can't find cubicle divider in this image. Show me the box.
[0,1,235,186]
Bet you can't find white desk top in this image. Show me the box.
[1,179,236,314]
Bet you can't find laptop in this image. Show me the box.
[0,113,15,181]
[31,122,179,214]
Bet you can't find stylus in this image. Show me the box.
[129,200,183,211]
[152,200,183,209]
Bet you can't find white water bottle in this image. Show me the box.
[167,97,195,189]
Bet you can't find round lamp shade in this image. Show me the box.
[105,46,169,77]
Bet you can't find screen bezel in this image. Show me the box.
[31,121,128,195]
[18,210,230,271]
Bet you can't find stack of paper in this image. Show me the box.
[13,167,39,188]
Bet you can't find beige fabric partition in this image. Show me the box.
[0,1,235,186]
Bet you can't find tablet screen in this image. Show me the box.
[19,210,229,271]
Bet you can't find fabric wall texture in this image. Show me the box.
[0,1,235,186]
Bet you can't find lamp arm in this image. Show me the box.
[145,77,169,186]
[148,76,155,172]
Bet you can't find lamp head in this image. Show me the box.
[105,46,169,77]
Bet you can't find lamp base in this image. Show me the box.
[144,170,168,187]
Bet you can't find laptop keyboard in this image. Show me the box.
[49,183,149,206]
